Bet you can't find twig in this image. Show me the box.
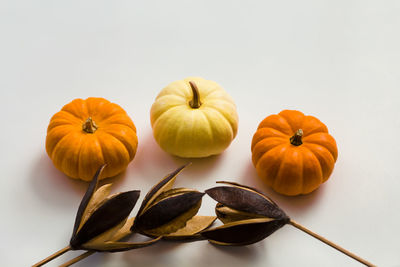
[32,245,71,267]
[58,251,95,267]
[289,220,376,267]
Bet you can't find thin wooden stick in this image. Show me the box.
[32,245,71,267]
[289,220,376,267]
[58,251,95,267]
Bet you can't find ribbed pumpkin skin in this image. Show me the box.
[150,77,238,158]
[251,110,338,196]
[46,97,138,181]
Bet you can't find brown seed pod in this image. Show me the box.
[202,181,290,246]
[70,190,140,249]
[201,217,288,246]
[206,181,288,221]
[132,164,208,237]
[135,163,190,220]
[68,165,161,252]
[135,188,204,235]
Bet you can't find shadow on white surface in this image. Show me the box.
[129,132,176,175]
[120,241,184,266]
[29,152,130,206]
[172,153,224,182]
[209,242,265,261]
[29,153,87,206]
[131,132,224,183]
[118,239,265,267]
[196,241,266,267]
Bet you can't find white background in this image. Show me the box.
[1,1,399,266]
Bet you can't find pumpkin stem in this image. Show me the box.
[290,129,303,146]
[188,81,202,109]
[82,117,98,133]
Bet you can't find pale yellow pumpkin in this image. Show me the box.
[150,77,238,158]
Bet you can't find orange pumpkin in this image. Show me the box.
[46,97,138,181]
[251,110,338,196]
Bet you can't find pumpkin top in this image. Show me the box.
[47,97,136,134]
[252,110,337,160]
[150,77,238,136]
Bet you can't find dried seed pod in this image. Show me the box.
[81,215,128,249]
[201,217,288,246]
[78,184,113,229]
[134,163,190,224]
[202,181,290,246]
[206,181,288,221]
[67,165,162,252]
[70,190,140,249]
[71,165,107,238]
[81,216,161,252]
[132,164,206,237]
[134,188,205,236]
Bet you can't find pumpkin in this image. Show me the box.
[251,110,338,196]
[150,77,238,158]
[46,97,138,181]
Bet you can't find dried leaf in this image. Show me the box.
[135,164,190,221]
[215,203,265,224]
[152,187,194,203]
[135,190,204,233]
[110,217,135,241]
[164,216,217,240]
[84,236,162,252]
[206,186,287,220]
[70,190,140,249]
[201,217,289,246]
[72,165,106,237]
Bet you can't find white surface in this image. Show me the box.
[1,1,400,266]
